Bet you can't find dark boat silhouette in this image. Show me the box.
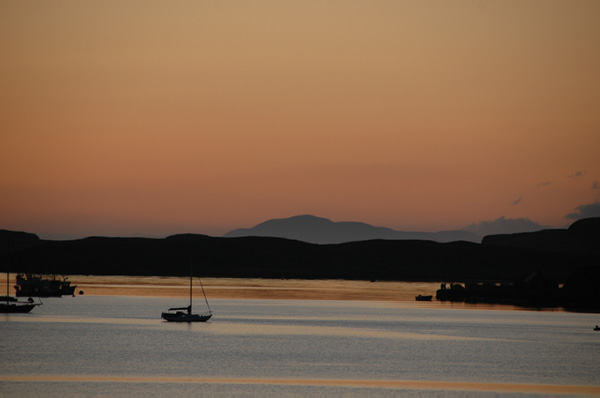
[1,272,37,314]
[161,263,212,323]
[415,294,433,301]
[15,274,76,297]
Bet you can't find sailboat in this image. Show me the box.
[1,271,37,314]
[161,263,212,322]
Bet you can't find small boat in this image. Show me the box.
[415,294,433,301]
[15,273,76,297]
[161,263,212,323]
[1,272,38,314]
[161,305,213,322]
[0,299,37,314]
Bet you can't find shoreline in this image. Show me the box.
[13,275,570,311]
[3,274,570,311]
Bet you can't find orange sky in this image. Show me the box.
[1,1,599,239]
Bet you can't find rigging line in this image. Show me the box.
[197,276,211,313]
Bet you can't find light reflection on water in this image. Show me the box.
[3,375,600,396]
[1,295,599,397]
[9,316,498,341]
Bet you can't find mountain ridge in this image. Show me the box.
[0,218,597,280]
[224,215,482,244]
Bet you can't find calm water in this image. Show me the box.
[1,295,599,397]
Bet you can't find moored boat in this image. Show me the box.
[1,272,38,314]
[415,294,433,301]
[161,306,213,322]
[0,300,37,313]
[15,274,76,297]
[161,262,212,323]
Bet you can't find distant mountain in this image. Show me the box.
[2,218,598,286]
[463,216,549,237]
[224,215,481,244]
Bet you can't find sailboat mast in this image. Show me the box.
[6,236,9,302]
[189,259,193,310]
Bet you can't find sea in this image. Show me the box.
[1,291,599,397]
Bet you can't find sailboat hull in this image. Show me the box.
[0,302,36,313]
[161,311,212,322]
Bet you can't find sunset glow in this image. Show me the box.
[2,1,599,239]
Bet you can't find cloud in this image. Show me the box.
[463,216,547,237]
[566,201,600,220]
[536,181,551,187]
[568,170,587,179]
[511,196,523,206]
[593,181,599,190]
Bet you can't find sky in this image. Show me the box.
[1,0,599,240]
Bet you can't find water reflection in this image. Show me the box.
[2,289,599,397]
[6,313,499,341]
[2,375,599,395]
[199,321,500,341]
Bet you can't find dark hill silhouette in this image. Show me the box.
[568,217,600,236]
[0,218,600,310]
[0,218,596,280]
[0,229,41,255]
[224,215,481,243]
[482,217,600,255]
[2,218,598,310]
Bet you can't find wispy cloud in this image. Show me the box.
[566,201,600,220]
[511,196,523,206]
[568,170,587,179]
[536,181,551,187]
